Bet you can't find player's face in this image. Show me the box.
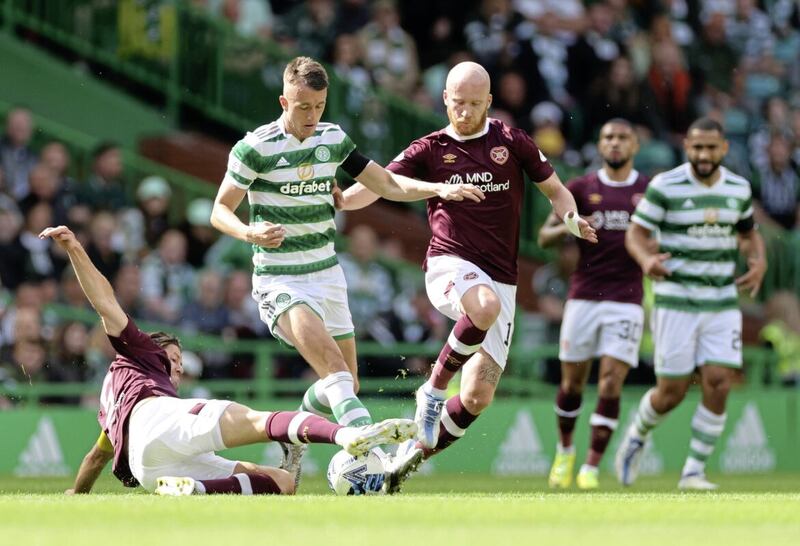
[598,123,638,169]
[444,83,492,137]
[279,83,328,141]
[685,129,728,179]
[165,344,183,388]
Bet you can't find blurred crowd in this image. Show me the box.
[196,0,800,228]
[0,108,447,404]
[3,0,800,402]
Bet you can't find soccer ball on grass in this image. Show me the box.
[326,449,386,495]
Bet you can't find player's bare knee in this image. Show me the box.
[597,376,622,399]
[460,388,493,414]
[559,378,584,396]
[467,295,501,330]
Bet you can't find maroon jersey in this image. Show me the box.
[387,119,554,285]
[98,317,178,486]
[567,169,649,304]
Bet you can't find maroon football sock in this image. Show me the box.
[429,315,487,390]
[421,395,479,458]
[265,411,343,444]
[586,397,620,467]
[196,473,281,495]
[555,388,582,448]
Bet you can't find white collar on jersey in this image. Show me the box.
[444,119,491,141]
[598,167,640,187]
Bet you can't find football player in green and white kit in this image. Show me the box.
[210,57,484,485]
[616,118,766,490]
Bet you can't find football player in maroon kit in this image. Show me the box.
[337,61,597,492]
[41,225,416,496]
[538,119,649,489]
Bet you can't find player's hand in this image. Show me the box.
[576,217,598,243]
[332,179,345,211]
[39,225,79,250]
[436,183,485,202]
[246,223,286,248]
[735,255,767,298]
[642,252,671,281]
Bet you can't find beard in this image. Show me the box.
[448,107,488,136]
[604,156,630,170]
[690,159,722,178]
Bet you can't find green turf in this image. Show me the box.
[2,474,799,546]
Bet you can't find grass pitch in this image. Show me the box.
[2,474,798,546]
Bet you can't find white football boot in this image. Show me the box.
[415,386,445,449]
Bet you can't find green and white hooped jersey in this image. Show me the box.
[632,163,754,312]
[224,118,356,277]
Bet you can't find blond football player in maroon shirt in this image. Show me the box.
[338,62,597,492]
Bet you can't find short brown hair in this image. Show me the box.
[149,331,182,350]
[283,56,328,91]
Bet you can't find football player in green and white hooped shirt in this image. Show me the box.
[210,56,484,484]
[615,118,767,490]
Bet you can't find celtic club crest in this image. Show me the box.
[490,146,509,165]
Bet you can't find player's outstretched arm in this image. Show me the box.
[536,173,597,243]
[211,182,285,248]
[39,226,128,336]
[66,431,113,495]
[335,182,381,211]
[354,162,485,203]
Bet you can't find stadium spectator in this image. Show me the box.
[358,0,420,97]
[0,197,27,290]
[585,56,660,142]
[567,1,623,104]
[58,267,92,312]
[752,132,800,230]
[181,198,218,269]
[112,264,146,320]
[180,269,231,377]
[646,41,696,141]
[277,0,338,61]
[689,10,741,102]
[38,141,82,224]
[463,0,525,73]
[140,229,195,324]
[335,0,370,35]
[19,202,66,284]
[0,106,36,200]
[84,212,123,282]
[209,0,274,40]
[77,142,129,212]
[492,71,534,133]
[135,175,172,249]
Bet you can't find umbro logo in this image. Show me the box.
[276,157,290,167]
[682,199,695,208]
[443,153,457,163]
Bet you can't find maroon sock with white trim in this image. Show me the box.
[555,388,582,448]
[421,395,479,458]
[265,411,343,444]
[429,315,487,390]
[586,397,620,467]
[195,473,281,495]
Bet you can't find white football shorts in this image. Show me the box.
[559,299,644,367]
[252,264,355,346]
[425,255,516,369]
[127,397,236,491]
[651,307,742,377]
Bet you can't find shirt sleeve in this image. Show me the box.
[223,133,262,189]
[514,129,555,183]
[632,182,668,231]
[107,316,170,373]
[386,139,429,178]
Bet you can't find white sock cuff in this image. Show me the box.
[234,473,253,495]
[695,403,726,424]
[639,388,661,420]
[554,404,582,418]
[322,370,354,388]
[446,330,482,355]
[589,413,619,430]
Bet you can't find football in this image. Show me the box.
[326,449,386,495]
